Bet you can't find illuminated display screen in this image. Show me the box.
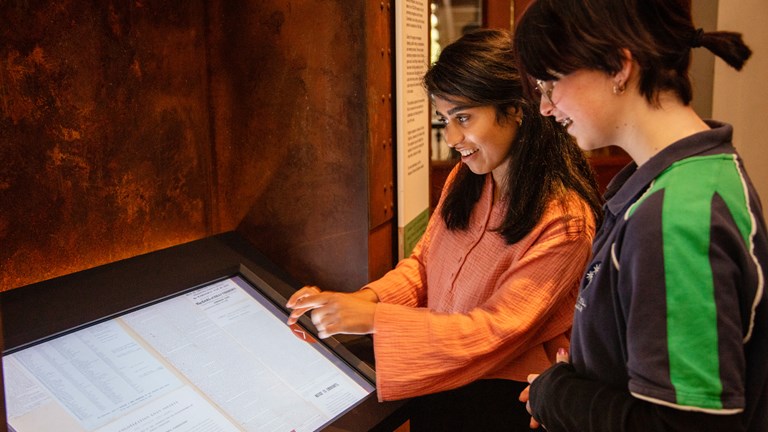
[3,274,375,432]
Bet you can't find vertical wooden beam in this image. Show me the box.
[367,1,396,282]
[483,0,512,30]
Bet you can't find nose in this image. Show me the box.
[442,123,463,148]
[539,97,555,117]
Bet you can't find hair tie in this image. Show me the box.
[691,28,705,48]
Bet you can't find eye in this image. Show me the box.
[456,114,469,124]
[436,115,448,125]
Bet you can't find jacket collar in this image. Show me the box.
[604,121,733,216]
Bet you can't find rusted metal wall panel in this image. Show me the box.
[225,1,375,292]
[0,1,212,290]
[0,0,395,294]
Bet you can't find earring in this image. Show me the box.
[613,81,626,95]
[516,117,523,126]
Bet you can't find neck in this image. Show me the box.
[617,93,709,166]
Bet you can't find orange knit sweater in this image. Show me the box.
[365,167,596,401]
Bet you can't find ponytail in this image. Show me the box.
[694,29,753,71]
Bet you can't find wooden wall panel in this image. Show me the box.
[484,0,512,30]
[0,0,212,291]
[366,1,396,282]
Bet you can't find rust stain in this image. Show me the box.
[131,58,142,79]
[0,1,212,291]
[28,46,46,66]
[59,126,82,141]
[108,3,123,38]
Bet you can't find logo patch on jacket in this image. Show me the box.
[576,262,601,312]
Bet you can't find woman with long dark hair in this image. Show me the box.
[287,28,602,430]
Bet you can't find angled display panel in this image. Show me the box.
[3,268,376,432]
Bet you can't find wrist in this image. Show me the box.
[353,287,380,303]
[530,362,575,414]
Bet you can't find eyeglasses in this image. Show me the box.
[536,79,557,106]
[536,78,573,128]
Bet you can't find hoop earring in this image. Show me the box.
[613,82,626,95]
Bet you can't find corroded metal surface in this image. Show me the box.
[0,1,395,293]
[0,1,212,290]
[225,1,377,292]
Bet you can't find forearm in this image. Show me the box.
[529,363,743,432]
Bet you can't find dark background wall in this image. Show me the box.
[0,0,394,293]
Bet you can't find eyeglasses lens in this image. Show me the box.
[536,79,555,105]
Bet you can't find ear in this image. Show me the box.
[507,106,523,125]
[613,48,635,88]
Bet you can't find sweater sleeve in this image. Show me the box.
[363,164,462,307]
[529,363,744,432]
[363,230,430,308]
[373,209,594,401]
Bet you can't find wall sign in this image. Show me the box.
[395,0,431,259]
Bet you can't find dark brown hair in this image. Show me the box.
[514,0,752,106]
[423,29,602,244]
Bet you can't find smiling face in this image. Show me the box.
[537,69,625,152]
[434,96,520,187]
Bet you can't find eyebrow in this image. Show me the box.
[444,103,481,116]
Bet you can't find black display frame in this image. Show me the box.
[0,232,407,431]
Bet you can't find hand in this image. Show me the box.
[519,375,542,430]
[286,288,378,338]
[556,347,569,364]
[286,285,322,325]
[519,348,569,429]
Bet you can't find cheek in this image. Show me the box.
[485,133,515,161]
[570,91,613,120]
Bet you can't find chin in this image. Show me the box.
[466,165,490,176]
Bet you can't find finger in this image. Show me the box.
[311,311,325,337]
[286,286,321,308]
[556,347,569,363]
[316,324,336,339]
[286,293,330,325]
[286,293,308,308]
[291,293,332,311]
[529,416,541,429]
[286,287,314,307]
[518,385,530,402]
[526,401,542,429]
[311,309,338,339]
[311,306,337,329]
[286,306,314,325]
